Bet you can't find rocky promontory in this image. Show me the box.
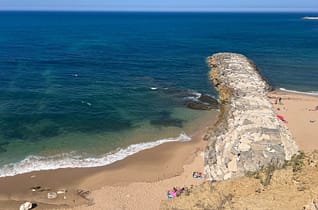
[204,53,298,181]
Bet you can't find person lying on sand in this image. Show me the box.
[167,187,187,198]
[192,171,203,178]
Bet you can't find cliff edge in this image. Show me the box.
[204,53,298,181]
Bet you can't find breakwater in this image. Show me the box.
[204,53,298,181]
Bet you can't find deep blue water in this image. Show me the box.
[0,12,317,176]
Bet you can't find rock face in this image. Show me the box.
[204,53,298,181]
[19,202,33,210]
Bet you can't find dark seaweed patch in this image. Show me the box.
[0,142,9,153]
[0,113,133,141]
[150,111,184,127]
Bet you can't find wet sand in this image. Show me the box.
[0,110,218,210]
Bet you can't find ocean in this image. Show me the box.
[0,12,317,176]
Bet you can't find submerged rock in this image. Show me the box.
[185,94,218,110]
[204,53,298,181]
[185,101,212,110]
[198,94,218,107]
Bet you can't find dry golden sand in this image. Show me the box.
[72,131,208,210]
[269,90,318,151]
[74,150,206,210]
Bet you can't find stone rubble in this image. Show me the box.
[19,202,33,210]
[204,53,298,181]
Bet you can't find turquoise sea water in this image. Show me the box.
[0,12,317,176]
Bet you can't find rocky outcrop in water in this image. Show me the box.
[185,94,219,110]
[204,53,298,181]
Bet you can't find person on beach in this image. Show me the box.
[167,187,187,198]
[192,171,203,178]
[277,114,287,123]
[278,97,282,104]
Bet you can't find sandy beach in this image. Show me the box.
[0,110,218,210]
[268,90,318,151]
[75,90,318,210]
[0,90,318,210]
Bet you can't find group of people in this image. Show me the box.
[167,171,203,199]
[274,97,283,105]
[167,187,188,199]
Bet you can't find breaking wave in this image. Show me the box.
[279,88,318,96]
[183,90,202,102]
[0,132,191,177]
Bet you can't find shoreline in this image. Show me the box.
[0,88,317,210]
[278,87,318,96]
[0,61,317,209]
[0,109,215,178]
[0,133,192,178]
[0,109,219,209]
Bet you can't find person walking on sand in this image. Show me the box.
[278,97,282,104]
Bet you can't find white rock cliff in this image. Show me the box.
[204,53,298,181]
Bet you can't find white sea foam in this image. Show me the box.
[279,88,318,96]
[191,91,202,98]
[185,96,200,102]
[150,87,158,90]
[184,90,202,101]
[0,132,191,177]
[303,16,318,20]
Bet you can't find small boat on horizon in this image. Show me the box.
[302,16,318,20]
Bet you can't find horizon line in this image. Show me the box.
[0,9,318,13]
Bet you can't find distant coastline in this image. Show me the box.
[302,16,318,20]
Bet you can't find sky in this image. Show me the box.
[0,0,317,11]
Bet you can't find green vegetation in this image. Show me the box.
[246,164,276,186]
[288,151,305,172]
[246,151,306,186]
